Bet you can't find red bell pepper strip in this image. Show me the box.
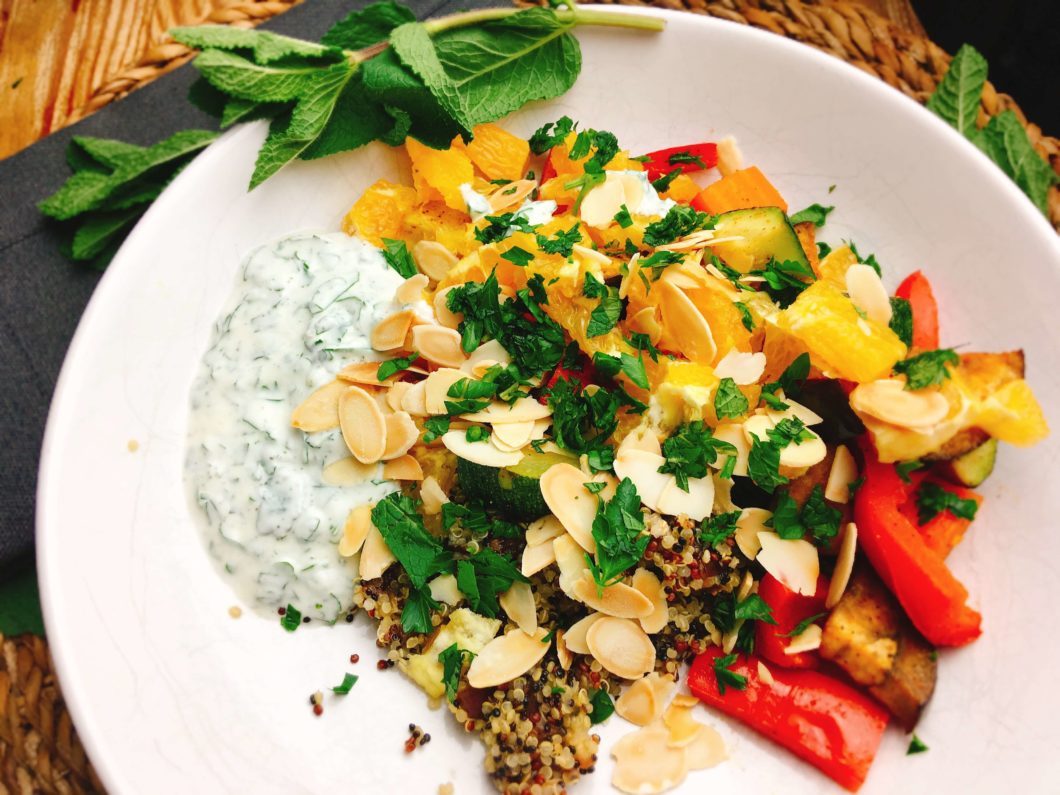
[540,153,557,183]
[895,271,940,350]
[757,574,830,669]
[854,442,982,646]
[640,142,718,181]
[689,648,888,792]
[897,471,982,558]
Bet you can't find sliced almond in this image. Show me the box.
[612,722,689,795]
[756,531,819,596]
[382,411,418,460]
[572,577,654,619]
[387,380,412,412]
[395,273,429,304]
[466,627,550,689]
[491,420,536,451]
[499,581,538,635]
[338,503,373,557]
[655,475,714,522]
[631,569,669,634]
[656,279,717,364]
[614,449,670,512]
[322,456,378,487]
[371,310,416,352]
[617,425,662,458]
[461,339,511,375]
[413,240,459,282]
[826,522,858,609]
[428,573,463,606]
[713,350,767,385]
[553,533,590,598]
[586,616,656,680]
[734,507,771,560]
[423,367,466,415]
[526,515,565,547]
[564,612,603,655]
[488,179,536,212]
[540,464,601,554]
[555,629,573,670]
[764,396,825,427]
[420,476,449,515]
[339,386,387,463]
[615,677,660,727]
[743,413,826,469]
[337,361,389,387]
[359,523,396,581]
[411,325,466,368]
[784,623,823,655]
[712,422,750,478]
[434,285,463,329]
[850,378,951,429]
[382,454,423,481]
[662,701,702,747]
[825,444,857,504]
[716,136,743,176]
[400,378,429,417]
[461,397,551,424]
[683,724,727,770]
[521,540,556,577]
[580,172,630,228]
[845,264,893,326]
[291,379,347,432]
[627,305,663,345]
[757,660,775,686]
[441,429,522,467]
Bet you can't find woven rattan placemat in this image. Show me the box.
[3,1,1058,793]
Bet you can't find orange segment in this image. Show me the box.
[342,179,417,246]
[467,123,530,182]
[406,137,474,212]
[816,245,859,287]
[661,174,701,204]
[685,287,753,363]
[402,201,473,256]
[975,379,1049,446]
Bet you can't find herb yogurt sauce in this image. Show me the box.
[185,232,415,621]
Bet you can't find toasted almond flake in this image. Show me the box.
[712,422,750,477]
[756,531,819,596]
[716,136,743,176]
[338,503,373,557]
[671,694,698,709]
[563,613,603,655]
[413,240,459,282]
[656,280,717,363]
[627,306,663,345]
[526,516,565,547]
[662,702,702,747]
[849,378,951,429]
[683,724,727,770]
[521,540,556,577]
[845,264,893,325]
[423,368,465,415]
[359,523,396,580]
[616,677,660,727]
[612,723,689,795]
[434,285,463,329]
[572,577,654,619]
[461,338,511,375]
[488,179,536,212]
[713,350,767,385]
[660,261,709,289]
[462,397,551,424]
[291,380,347,432]
[734,507,770,560]
[441,429,522,467]
[499,581,538,635]
[784,623,823,655]
[400,379,429,417]
[338,386,387,463]
[420,476,449,515]
[655,475,715,521]
[337,361,390,387]
[826,522,859,609]
[825,445,858,503]
[580,172,631,228]
[618,425,662,458]
[466,627,550,689]
[427,573,463,606]
[321,456,379,486]
[556,629,574,670]
[412,325,466,368]
[614,449,670,512]
[743,412,827,469]
[382,454,423,481]
[396,274,428,304]
[658,230,721,253]
[371,310,416,352]
[631,569,669,634]
[553,533,590,598]
[491,420,536,450]
[540,464,600,554]
[757,660,775,686]
[382,411,418,460]
[587,616,656,680]
[387,380,412,412]
[765,396,825,427]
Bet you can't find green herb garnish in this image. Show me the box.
[331,673,359,694]
[588,688,615,723]
[377,352,418,381]
[916,482,979,525]
[906,734,929,755]
[714,377,749,420]
[788,203,834,228]
[658,421,736,492]
[587,478,648,590]
[894,348,959,390]
[280,603,302,632]
[438,643,475,703]
[713,653,748,695]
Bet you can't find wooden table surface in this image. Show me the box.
[0,0,923,162]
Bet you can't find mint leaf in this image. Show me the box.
[67,136,145,171]
[378,352,419,381]
[331,673,359,694]
[889,297,914,347]
[658,422,736,492]
[371,493,453,588]
[422,415,450,443]
[280,604,302,632]
[455,549,527,617]
[735,593,776,625]
[588,478,648,589]
[748,437,788,493]
[926,43,988,138]
[300,71,410,159]
[402,587,439,635]
[588,688,615,723]
[381,238,418,278]
[977,110,1059,215]
[390,22,470,132]
[713,653,747,695]
[0,565,44,637]
[592,351,649,390]
[893,348,959,390]
[322,0,417,49]
[438,643,474,703]
[789,203,834,228]
[171,25,338,63]
[714,377,749,420]
[916,482,979,525]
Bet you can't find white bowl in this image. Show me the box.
[37,8,1060,794]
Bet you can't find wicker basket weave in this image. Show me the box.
[4,0,1058,792]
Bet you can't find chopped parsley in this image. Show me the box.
[474,212,535,245]
[588,688,615,723]
[614,204,633,228]
[422,415,450,443]
[713,653,748,695]
[280,603,302,632]
[762,353,811,400]
[377,352,418,381]
[536,223,582,257]
[667,150,707,169]
[587,478,649,590]
[438,643,475,703]
[889,296,914,347]
[584,481,607,494]
[916,482,979,525]
[700,510,741,546]
[456,548,528,618]
[629,331,661,362]
[380,238,417,278]
[906,735,929,755]
[788,203,834,228]
[650,167,681,193]
[752,257,816,308]
[583,272,623,337]
[848,475,865,500]
[529,116,575,154]
[714,377,749,420]
[748,437,788,493]
[658,421,737,492]
[331,673,359,694]
[563,128,620,209]
[639,249,683,280]
[501,246,535,267]
[642,205,711,247]
[735,593,777,625]
[780,612,827,638]
[547,377,626,462]
[769,487,840,543]
[848,240,882,276]
[893,348,959,390]
[441,502,521,540]
[592,351,649,390]
[895,459,925,484]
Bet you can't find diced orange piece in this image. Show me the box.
[976,379,1049,446]
[686,287,753,364]
[692,166,788,214]
[343,179,417,246]
[816,245,860,287]
[402,201,473,256]
[406,137,474,212]
[466,124,530,182]
[661,174,701,204]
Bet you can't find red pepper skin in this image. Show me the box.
[757,574,830,669]
[688,649,888,792]
[640,142,718,180]
[895,271,940,350]
[897,472,982,558]
[854,443,982,646]
[540,153,557,183]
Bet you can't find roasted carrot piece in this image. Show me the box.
[692,166,788,214]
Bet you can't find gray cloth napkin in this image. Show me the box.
[0,0,492,569]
